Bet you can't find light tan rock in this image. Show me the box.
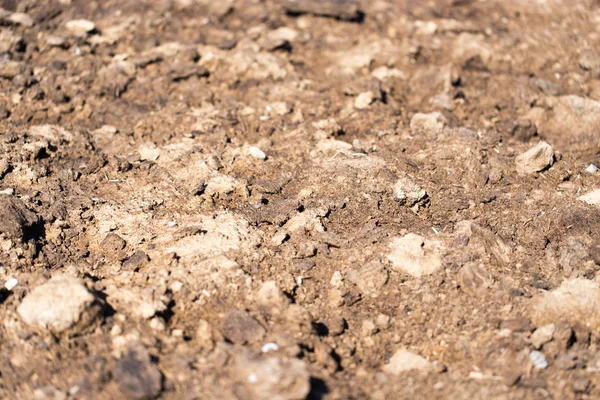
[515,141,554,175]
[17,275,102,335]
[383,349,432,375]
[387,233,443,277]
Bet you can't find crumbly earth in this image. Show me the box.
[1,0,600,399]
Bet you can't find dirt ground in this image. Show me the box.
[2,0,600,398]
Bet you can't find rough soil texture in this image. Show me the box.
[2,0,600,399]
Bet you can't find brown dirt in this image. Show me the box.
[2,0,600,398]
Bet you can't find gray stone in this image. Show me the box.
[114,347,163,400]
[222,309,266,344]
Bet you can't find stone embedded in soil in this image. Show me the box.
[17,275,102,335]
[122,251,150,271]
[515,141,554,175]
[383,349,432,375]
[8,12,34,27]
[0,60,24,79]
[579,189,600,206]
[284,0,361,21]
[0,195,38,241]
[65,19,96,35]
[249,146,266,160]
[387,233,443,277]
[222,309,266,344]
[100,232,127,258]
[232,350,310,400]
[196,319,216,350]
[257,280,290,311]
[371,66,406,81]
[544,96,600,139]
[559,238,589,276]
[346,261,388,295]
[114,347,163,400]
[410,112,447,133]
[530,324,555,349]
[393,176,427,206]
[458,262,493,295]
[354,91,375,109]
[531,279,600,330]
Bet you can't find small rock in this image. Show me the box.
[354,91,375,109]
[510,119,538,142]
[17,275,102,335]
[586,164,598,174]
[284,0,361,21]
[257,281,290,311]
[268,101,293,116]
[535,78,559,96]
[458,262,493,295]
[579,51,600,71]
[222,309,266,344]
[530,324,555,349]
[393,177,427,206]
[529,350,548,369]
[0,195,38,241]
[100,232,126,252]
[579,189,600,206]
[122,251,150,271]
[65,19,96,35]
[8,12,34,27]
[515,141,554,175]
[531,279,600,329]
[46,35,67,48]
[0,60,24,79]
[330,271,343,287]
[383,349,432,375]
[5,277,17,290]
[347,261,388,295]
[261,342,279,353]
[196,319,215,350]
[249,146,266,160]
[114,347,163,400]
[387,233,444,277]
[361,319,377,336]
[326,315,346,336]
[376,314,391,329]
[559,237,588,276]
[371,66,406,81]
[410,112,447,133]
[0,158,9,179]
[232,350,310,400]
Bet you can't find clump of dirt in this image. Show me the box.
[2,0,600,398]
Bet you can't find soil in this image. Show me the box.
[1,0,600,399]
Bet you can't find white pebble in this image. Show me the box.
[261,342,279,353]
[259,115,270,121]
[168,221,177,227]
[247,373,258,383]
[5,278,17,291]
[529,350,548,369]
[586,164,598,174]
[249,146,266,160]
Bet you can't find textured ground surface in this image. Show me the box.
[2,0,600,398]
